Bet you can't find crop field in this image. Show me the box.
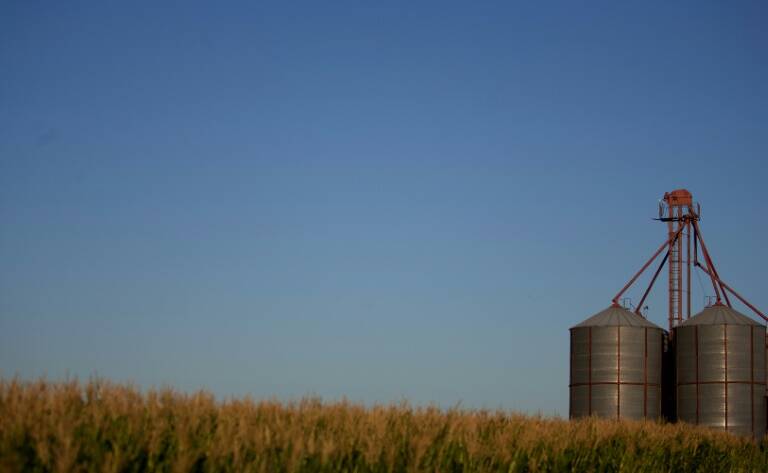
[1,379,767,472]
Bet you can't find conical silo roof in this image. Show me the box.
[679,303,764,327]
[571,305,662,329]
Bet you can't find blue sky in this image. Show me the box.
[1,1,767,415]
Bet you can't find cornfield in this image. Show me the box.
[1,378,766,472]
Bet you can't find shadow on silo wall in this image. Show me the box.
[662,332,676,422]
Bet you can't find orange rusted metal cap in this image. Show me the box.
[663,189,692,206]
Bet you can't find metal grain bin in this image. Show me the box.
[675,304,767,437]
[570,305,664,420]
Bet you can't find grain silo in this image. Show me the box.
[570,189,768,436]
[570,305,664,420]
[675,304,767,437]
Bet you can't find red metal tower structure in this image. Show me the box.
[611,189,767,333]
[662,189,693,330]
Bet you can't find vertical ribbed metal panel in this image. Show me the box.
[591,384,618,418]
[754,329,766,438]
[569,329,590,418]
[569,324,662,420]
[675,318,767,437]
[754,385,766,438]
[569,386,589,418]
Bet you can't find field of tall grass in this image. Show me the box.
[1,378,766,472]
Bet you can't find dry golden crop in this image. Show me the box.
[1,378,766,472]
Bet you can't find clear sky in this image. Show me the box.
[1,1,767,415]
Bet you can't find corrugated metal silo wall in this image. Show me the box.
[676,324,767,437]
[570,326,662,419]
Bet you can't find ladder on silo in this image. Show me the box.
[667,201,685,330]
[669,233,680,327]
